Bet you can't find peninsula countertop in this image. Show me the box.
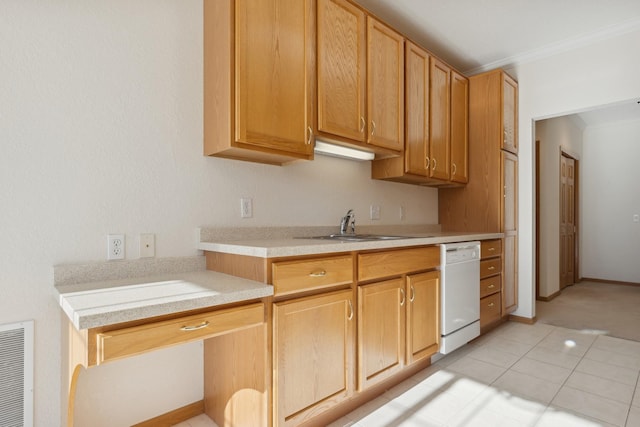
[57,269,273,330]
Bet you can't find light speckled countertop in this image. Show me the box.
[56,265,272,330]
[197,226,503,258]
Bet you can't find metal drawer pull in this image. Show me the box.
[431,158,437,170]
[488,284,495,289]
[452,163,457,175]
[488,247,496,251]
[400,288,405,306]
[309,270,327,277]
[488,266,495,270]
[307,126,313,145]
[360,116,365,133]
[425,156,430,170]
[488,303,495,307]
[371,120,376,137]
[348,300,354,320]
[410,285,415,302]
[181,321,210,331]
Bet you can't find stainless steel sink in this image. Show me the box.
[301,234,415,242]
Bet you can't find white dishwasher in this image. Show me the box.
[439,241,480,354]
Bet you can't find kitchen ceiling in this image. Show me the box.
[354,0,640,125]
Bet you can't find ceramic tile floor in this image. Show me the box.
[177,322,640,427]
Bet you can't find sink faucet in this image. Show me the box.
[339,209,356,235]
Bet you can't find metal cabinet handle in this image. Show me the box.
[488,302,495,307]
[400,288,405,306]
[488,266,495,271]
[488,247,496,252]
[452,163,457,175]
[309,270,327,277]
[431,158,437,170]
[371,120,376,137]
[307,126,313,145]
[360,117,365,133]
[348,300,354,320]
[410,285,415,302]
[425,156,430,170]
[180,321,210,331]
[488,284,495,289]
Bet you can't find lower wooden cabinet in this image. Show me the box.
[273,289,355,426]
[358,271,440,390]
[406,271,440,364]
[480,292,501,326]
[358,278,405,390]
[479,239,502,330]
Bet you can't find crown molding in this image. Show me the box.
[464,17,640,75]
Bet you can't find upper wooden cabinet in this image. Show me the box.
[502,74,518,154]
[317,0,366,143]
[450,70,469,184]
[317,0,404,157]
[371,42,468,187]
[429,58,451,181]
[366,17,405,152]
[204,0,315,165]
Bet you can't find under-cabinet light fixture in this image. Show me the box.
[314,140,375,161]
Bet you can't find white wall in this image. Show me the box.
[581,119,640,283]
[535,117,584,298]
[504,27,640,318]
[0,1,438,425]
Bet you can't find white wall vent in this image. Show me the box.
[0,320,34,427]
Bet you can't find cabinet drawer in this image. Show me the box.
[480,293,501,327]
[481,239,502,259]
[480,275,501,298]
[272,255,353,296]
[480,258,501,279]
[358,246,440,282]
[97,303,264,364]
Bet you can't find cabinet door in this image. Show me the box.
[502,151,517,233]
[274,290,355,426]
[502,151,518,315]
[429,58,451,180]
[317,0,366,142]
[358,278,405,390]
[404,41,429,176]
[235,0,315,156]
[502,73,518,154]
[406,271,440,364]
[367,17,404,151]
[450,71,469,184]
[503,233,518,315]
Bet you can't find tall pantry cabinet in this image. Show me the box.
[439,69,518,319]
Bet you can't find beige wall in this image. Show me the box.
[0,1,438,425]
[535,117,584,298]
[504,27,640,318]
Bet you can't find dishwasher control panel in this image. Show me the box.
[443,241,480,265]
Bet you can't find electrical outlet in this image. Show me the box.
[241,197,253,218]
[370,205,380,220]
[634,214,639,223]
[107,234,125,260]
[139,233,155,258]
